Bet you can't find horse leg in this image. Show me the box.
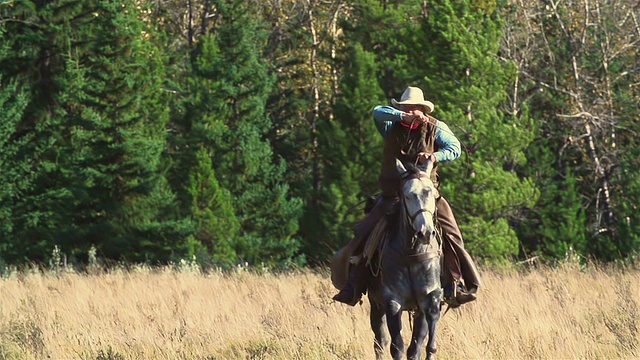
[407,310,428,360]
[424,289,443,360]
[369,297,389,360]
[385,301,404,360]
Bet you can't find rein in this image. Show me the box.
[387,170,439,266]
[408,208,430,223]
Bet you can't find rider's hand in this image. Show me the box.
[401,111,427,124]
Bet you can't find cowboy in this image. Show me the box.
[331,86,481,307]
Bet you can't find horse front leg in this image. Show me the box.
[385,301,404,360]
[369,296,389,360]
[407,310,428,360]
[424,289,443,360]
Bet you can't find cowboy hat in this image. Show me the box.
[391,86,435,114]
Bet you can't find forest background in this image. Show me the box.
[1,0,639,270]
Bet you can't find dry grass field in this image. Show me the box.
[0,261,638,360]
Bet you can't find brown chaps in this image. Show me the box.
[330,195,481,292]
[436,196,481,292]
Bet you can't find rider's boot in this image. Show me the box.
[333,260,368,306]
[456,285,477,305]
[443,280,476,307]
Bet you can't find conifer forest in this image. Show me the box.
[1,0,639,268]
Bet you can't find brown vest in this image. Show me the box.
[379,122,438,197]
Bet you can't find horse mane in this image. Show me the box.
[402,161,429,178]
[404,162,419,173]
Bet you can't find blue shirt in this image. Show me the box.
[373,105,461,163]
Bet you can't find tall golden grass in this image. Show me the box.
[0,261,638,359]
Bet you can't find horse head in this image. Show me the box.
[395,158,437,246]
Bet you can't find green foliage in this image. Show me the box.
[413,0,538,260]
[0,74,30,256]
[186,148,239,266]
[519,161,588,260]
[1,0,638,266]
[461,215,519,260]
[314,44,385,249]
[302,43,386,262]
[595,113,640,260]
[507,0,640,261]
[0,0,191,264]
[343,0,429,93]
[261,1,315,201]
[166,0,303,267]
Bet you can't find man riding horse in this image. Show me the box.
[331,86,481,308]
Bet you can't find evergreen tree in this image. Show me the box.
[0,0,192,264]
[514,140,589,260]
[413,0,539,261]
[343,0,429,95]
[261,0,317,201]
[608,78,640,258]
[0,73,30,261]
[0,0,68,262]
[186,148,239,266]
[614,149,640,258]
[62,1,193,261]
[303,43,385,263]
[168,0,303,267]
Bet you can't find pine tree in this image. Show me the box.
[302,43,386,262]
[0,0,192,264]
[167,0,303,267]
[65,1,194,261]
[513,140,589,260]
[413,0,539,261]
[614,148,640,259]
[186,148,239,266]
[343,0,429,94]
[261,0,319,202]
[0,73,30,261]
[0,0,67,262]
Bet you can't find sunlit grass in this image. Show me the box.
[0,261,638,359]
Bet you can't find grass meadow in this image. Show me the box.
[0,260,638,360]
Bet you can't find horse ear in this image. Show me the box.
[396,158,407,174]
[425,158,434,177]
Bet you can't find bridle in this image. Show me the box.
[400,170,437,248]
[376,164,440,269]
[408,207,432,226]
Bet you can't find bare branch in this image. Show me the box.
[521,70,580,98]
[556,111,599,119]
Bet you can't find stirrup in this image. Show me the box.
[443,279,460,306]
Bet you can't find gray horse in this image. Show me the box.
[367,158,442,360]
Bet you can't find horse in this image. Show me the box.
[367,158,442,360]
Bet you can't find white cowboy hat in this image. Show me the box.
[391,86,435,114]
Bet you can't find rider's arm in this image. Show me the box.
[373,105,403,137]
[434,121,461,162]
[374,105,461,162]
